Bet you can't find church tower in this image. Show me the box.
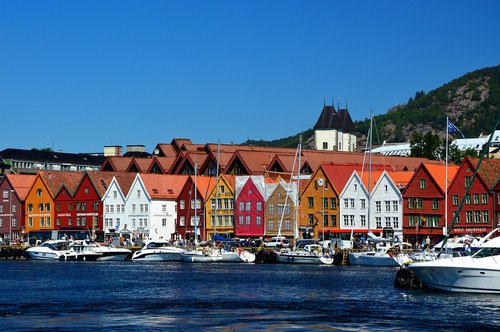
[313,101,357,152]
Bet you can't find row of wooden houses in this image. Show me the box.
[1,154,500,246]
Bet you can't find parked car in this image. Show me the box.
[264,236,290,248]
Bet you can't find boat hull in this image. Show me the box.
[26,250,60,260]
[132,251,183,261]
[276,252,334,265]
[181,252,222,263]
[349,252,401,267]
[220,251,256,263]
[409,257,500,293]
[98,252,131,261]
[59,253,102,261]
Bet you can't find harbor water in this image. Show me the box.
[1,260,499,331]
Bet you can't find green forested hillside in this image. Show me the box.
[243,65,500,148]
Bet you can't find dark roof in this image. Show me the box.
[0,148,104,166]
[313,105,357,133]
[123,151,152,158]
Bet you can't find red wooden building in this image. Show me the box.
[234,176,267,239]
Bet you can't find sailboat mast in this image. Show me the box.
[294,137,301,250]
[194,161,198,244]
[214,142,220,244]
[367,111,373,234]
[445,117,449,236]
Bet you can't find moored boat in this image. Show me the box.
[86,242,132,261]
[132,240,185,261]
[26,240,72,260]
[275,244,333,265]
[58,243,102,261]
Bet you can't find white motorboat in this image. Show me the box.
[181,247,223,263]
[220,248,256,263]
[132,240,185,261]
[349,243,411,267]
[26,240,72,260]
[276,244,334,265]
[85,242,132,261]
[408,236,500,293]
[58,243,102,261]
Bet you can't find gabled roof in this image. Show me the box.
[226,150,278,175]
[127,158,152,173]
[153,143,177,157]
[469,157,500,189]
[86,171,120,198]
[322,163,390,194]
[140,174,189,199]
[39,171,84,198]
[113,173,137,197]
[101,157,134,172]
[424,163,460,192]
[192,176,216,200]
[147,156,176,174]
[3,174,36,200]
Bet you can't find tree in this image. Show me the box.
[410,132,442,160]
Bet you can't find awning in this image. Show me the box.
[321,229,383,234]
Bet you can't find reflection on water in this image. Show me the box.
[1,261,499,331]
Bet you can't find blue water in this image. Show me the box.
[0,261,499,331]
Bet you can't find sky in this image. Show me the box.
[1,1,499,154]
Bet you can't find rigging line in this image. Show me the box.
[277,144,299,238]
[437,115,500,257]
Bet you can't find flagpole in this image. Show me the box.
[445,117,449,237]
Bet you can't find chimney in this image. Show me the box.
[104,146,123,157]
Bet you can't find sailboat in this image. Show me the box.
[181,161,222,263]
[275,139,334,265]
[348,112,409,267]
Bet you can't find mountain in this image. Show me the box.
[243,65,500,148]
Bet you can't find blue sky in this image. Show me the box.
[1,1,499,154]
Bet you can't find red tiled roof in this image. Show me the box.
[5,174,36,200]
[40,171,84,197]
[86,171,120,198]
[469,158,500,189]
[424,163,460,192]
[140,174,189,199]
[114,173,137,197]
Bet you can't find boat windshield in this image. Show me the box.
[146,242,170,249]
[472,247,500,258]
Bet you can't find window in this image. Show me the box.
[465,194,471,205]
[180,216,185,226]
[268,203,274,215]
[219,185,225,194]
[45,203,50,212]
[323,142,328,149]
[256,216,261,225]
[68,203,73,211]
[2,190,8,199]
[239,202,244,211]
[84,187,89,195]
[419,179,426,189]
[416,198,423,209]
[12,204,16,213]
[375,201,381,212]
[375,217,382,229]
[140,204,144,213]
[408,198,415,209]
[180,200,185,209]
[39,203,44,212]
[308,214,314,226]
[12,217,16,226]
[392,217,399,229]
[162,218,167,227]
[82,216,86,226]
[474,211,481,223]
[162,204,167,213]
[343,215,349,226]
[40,217,44,227]
[330,215,336,227]
[392,201,398,212]
[28,204,33,212]
[481,194,488,204]
[37,189,42,197]
[68,217,72,226]
[245,216,250,225]
[350,199,355,208]
[464,176,472,188]
[308,197,314,208]
[137,190,141,198]
[256,202,262,211]
[113,191,117,199]
[466,211,472,223]
[344,199,349,209]
[0,218,2,227]
[385,201,391,212]
[93,202,99,212]
[452,195,459,206]
[385,217,391,228]
[330,198,337,209]
[349,215,354,226]
[268,220,274,230]
[285,220,291,230]
[360,199,366,209]
[239,216,244,225]
[473,194,479,204]
[482,211,489,224]
[0,205,3,213]
[361,215,366,227]
[28,217,33,227]
[132,204,136,213]
[285,204,291,215]
[245,202,251,211]
[432,199,439,210]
